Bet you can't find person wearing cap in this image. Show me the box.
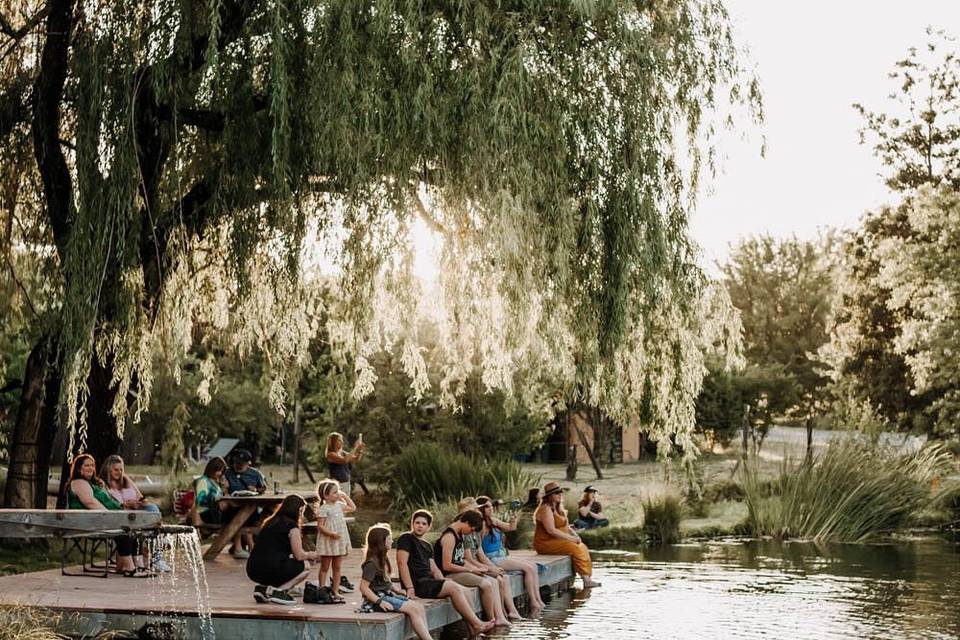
[223,448,267,559]
[574,486,609,530]
[533,482,601,588]
[455,498,522,624]
[477,496,546,614]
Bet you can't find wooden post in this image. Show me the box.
[805,417,813,465]
[292,398,301,484]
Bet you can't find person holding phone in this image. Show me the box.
[324,431,365,499]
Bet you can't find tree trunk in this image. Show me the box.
[3,338,60,509]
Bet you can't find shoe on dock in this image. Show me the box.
[253,585,268,603]
[335,575,355,593]
[268,589,296,605]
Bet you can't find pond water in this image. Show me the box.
[495,537,960,639]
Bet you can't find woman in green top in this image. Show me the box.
[190,456,231,526]
[68,453,148,577]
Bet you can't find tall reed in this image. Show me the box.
[742,439,951,542]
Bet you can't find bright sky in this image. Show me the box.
[691,0,960,271]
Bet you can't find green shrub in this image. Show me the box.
[742,439,952,542]
[702,478,745,503]
[643,494,683,545]
[579,524,646,548]
[388,442,541,512]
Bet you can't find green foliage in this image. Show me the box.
[872,187,960,437]
[720,234,836,419]
[696,358,800,444]
[160,402,189,477]
[822,205,933,433]
[853,28,960,193]
[1,0,761,468]
[318,340,552,482]
[643,494,683,545]
[579,524,647,549]
[388,442,541,512]
[742,439,951,542]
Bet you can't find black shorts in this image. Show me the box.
[413,577,446,599]
[247,557,306,588]
[200,508,223,525]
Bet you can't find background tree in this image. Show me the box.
[854,28,960,193]
[874,186,960,438]
[825,30,959,434]
[0,1,759,507]
[720,234,836,419]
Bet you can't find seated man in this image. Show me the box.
[223,449,267,559]
[574,485,610,529]
[395,510,495,637]
[225,448,267,495]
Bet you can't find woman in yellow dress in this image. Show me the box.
[532,481,601,588]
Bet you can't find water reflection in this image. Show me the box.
[495,538,960,639]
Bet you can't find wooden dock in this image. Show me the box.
[0,548,573,639]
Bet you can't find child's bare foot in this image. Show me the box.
[508,612,523,621]
[470,619,496,637]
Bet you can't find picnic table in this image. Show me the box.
[202,493,320,560]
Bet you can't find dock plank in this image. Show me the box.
[0,547,573,639]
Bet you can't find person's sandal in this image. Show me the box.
[329,591,346,604]
[119,567,151,578]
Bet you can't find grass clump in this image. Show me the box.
[0,606,65,640]
[388,442,541,511]
[643,494,683,545]
[743,439,952,542]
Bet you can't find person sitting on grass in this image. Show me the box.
[246,494,319,605]
[573,486,609,530]
[357,523,433,639]
[396,510,496,637]
[476,496,545,613]
[533,482,601,589]
[67,453,147,578]
[456,498,522,623]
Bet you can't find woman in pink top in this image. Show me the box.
[100,455,168,572]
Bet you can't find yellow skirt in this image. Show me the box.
[533,537,593,576]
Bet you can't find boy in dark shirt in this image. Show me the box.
[395,510,495,636]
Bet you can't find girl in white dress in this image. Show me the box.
[315,479,356,603]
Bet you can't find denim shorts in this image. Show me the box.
[359,592,408,613]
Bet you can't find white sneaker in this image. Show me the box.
[232,549,250,559]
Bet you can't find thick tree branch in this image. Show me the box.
[0,70,31,143]
[0,6,50,41]
[32,0,73,259]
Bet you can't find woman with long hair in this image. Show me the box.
[246,494,318,605]
[477,496,545,613]
[356,524,432,639]
[67,453,146,577]
[100,455,157,513]
[100,454,169,572]
[324,431,365,499]
[533,482,600,588]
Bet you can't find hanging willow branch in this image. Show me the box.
[9,0,760,455]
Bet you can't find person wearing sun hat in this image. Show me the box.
[533,481,601,588]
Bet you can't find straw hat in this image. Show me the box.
[457,497,480,513]
[542,482,567,499]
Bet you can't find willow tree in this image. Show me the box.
[0,0,759,507]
